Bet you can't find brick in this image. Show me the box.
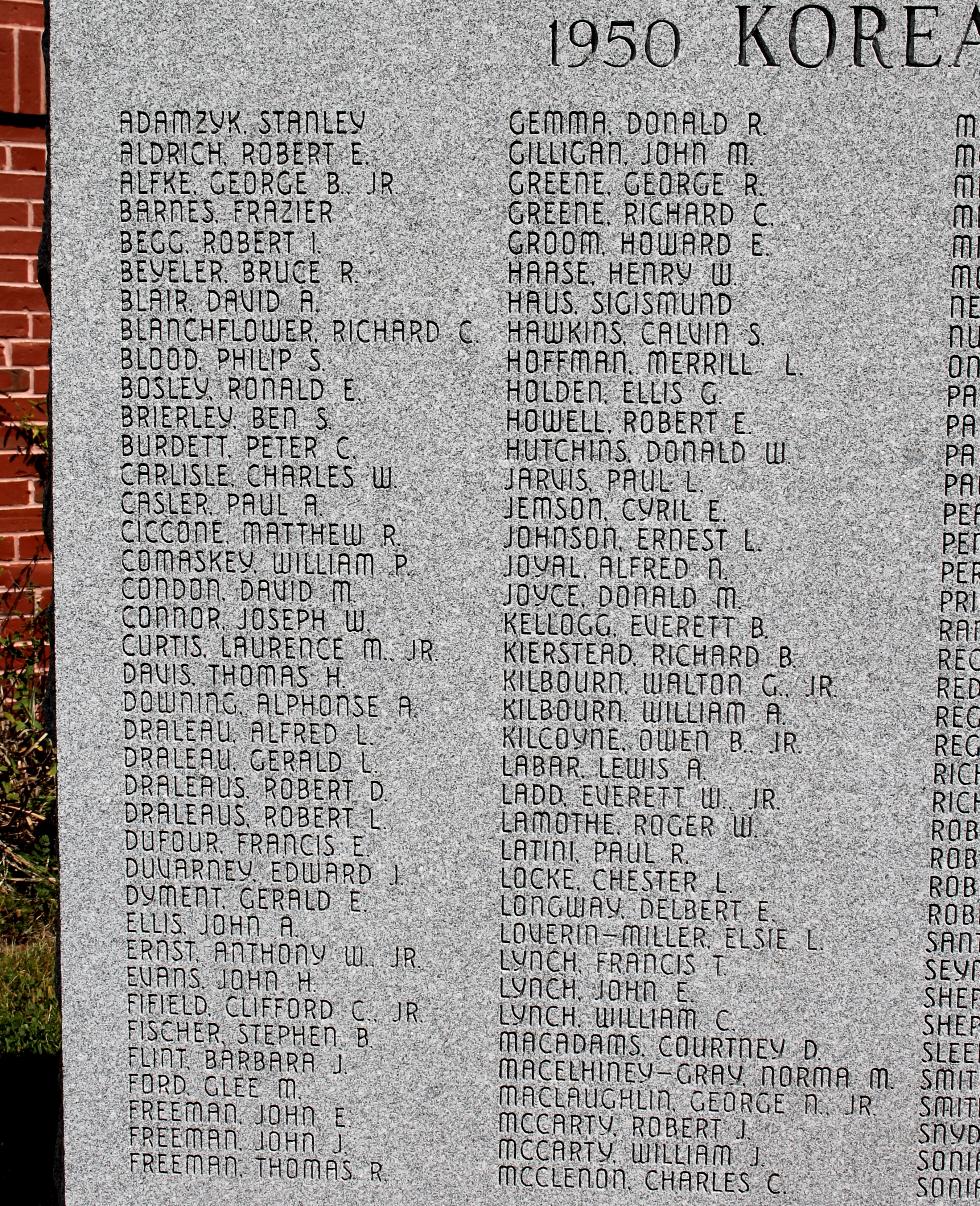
[30,311,49,339]
[0,395,44,424]
[0,505,41,534]
[0,257,30,282]
[0,613,39,638]
[0,478,30,506]
[16,533,48,559]
[0,452,38,480]
[6,412,47,429]
[0,400,43,424]
[0,200,30,227]
[0,30,14,113]
[0,227,41,256]
[0,585,38,616]
[28,559,51,588]
[8,144,44,173]
[15,564,50,593]
[0,443,45,473]
[0,569,32,598]
[9,340,46,366]
[0,283,44,310]
[0,312,31,338]
[0,417,44,445]
[16,29,45,115]
[31,366,48,394]
[0,453,44,479]
[0,562,32,590]
[2,4,46,30]
[0,171,45,201]
[0,126,44,146]
[0,366,30,393]
[0,406,46,433]
[0,535,13,560]
[28,201,43,228]
[3,619,49,648]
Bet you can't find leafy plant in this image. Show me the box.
[0,399,57,940]
[0,608,57,940]
[0,406,60,1053]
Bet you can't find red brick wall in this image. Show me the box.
[0,0,49,634]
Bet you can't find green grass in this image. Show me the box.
[0,932,61,1055]
[0,603,61,1057]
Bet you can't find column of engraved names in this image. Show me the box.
[119,116,237,1179]
[117,106,414,1188]
[499,105,898,1198]
[919,111,980,1200]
